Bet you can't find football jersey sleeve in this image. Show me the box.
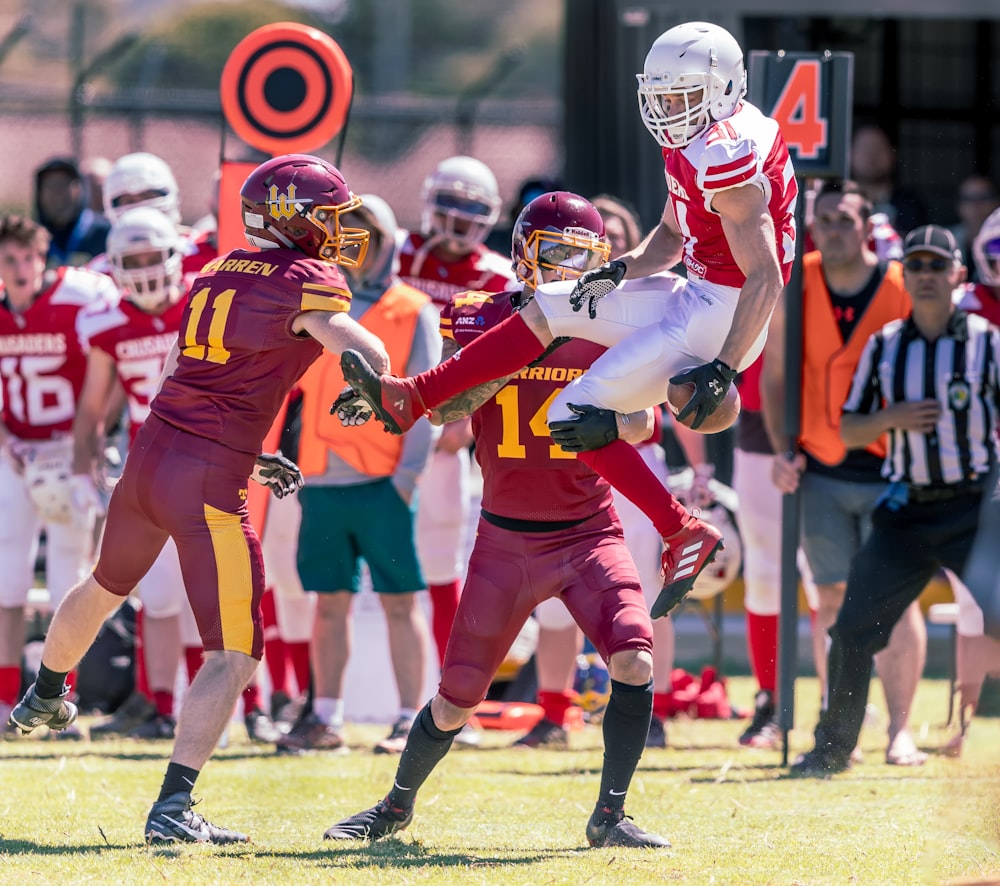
[697,132,763,197]
[288,258,352,315]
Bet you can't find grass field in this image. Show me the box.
[1,676,998,886]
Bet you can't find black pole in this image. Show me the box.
[777,184,806,766]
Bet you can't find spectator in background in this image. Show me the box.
[949,175,1000,283]
[279,194,439,756]
[79,157,112,217]
[33,156,110,268]
[590,194,643,261]
[763,179,929,766]
[485,175,564,255]
[849,124,929,236]
[791,225,1000,776]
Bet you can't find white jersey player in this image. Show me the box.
[0,214,119,729]
[336,21,798,619]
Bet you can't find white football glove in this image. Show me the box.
[251,452,304,499]
[331,385,374,427]
[70,473,105,532]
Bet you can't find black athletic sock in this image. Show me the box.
[386,703,461,811]
[35,663,69,700]
[596,679,653,816]
[157,763,201,802]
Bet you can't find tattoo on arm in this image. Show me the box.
[429,375,518,424]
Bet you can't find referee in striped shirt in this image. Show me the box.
[791,225,1000,777]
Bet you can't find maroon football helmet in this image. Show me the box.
[511,191,611,287]
[240,154,369,267]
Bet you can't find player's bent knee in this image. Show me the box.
[607,648,653,685]
[430,694,475,732]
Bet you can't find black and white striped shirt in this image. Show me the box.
[843,310,1000,486]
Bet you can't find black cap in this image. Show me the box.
[902,225,960,261]
[35,156,81,180]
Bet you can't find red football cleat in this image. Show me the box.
[339,350,427,435]
[651,515,725,619]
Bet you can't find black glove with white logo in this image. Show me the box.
[669,359,738,431]
[548,403,619,452]
[251,452,304,499]
[568,259,627,319]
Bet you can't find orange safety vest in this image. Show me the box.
[799,252,911,466]
[296,281,430,478]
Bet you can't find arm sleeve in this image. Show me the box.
[842,332,884,416]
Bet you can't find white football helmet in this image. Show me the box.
[420,156,502,249]
[107,206,184,312]
[972,207,1000,287]
[104,152,181,224]
[637,21,747,149]
[667,467,742,600]
[686,504,742,600]
[22,439,74,525]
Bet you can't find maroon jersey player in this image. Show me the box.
[326,192,671,850]
[337,23,796,619]
[9,155,389,846]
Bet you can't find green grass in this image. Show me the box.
[1,677,998,885]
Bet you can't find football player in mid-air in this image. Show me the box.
[327,191,670,849]
[336,21,797,618]
[9,154,390,845]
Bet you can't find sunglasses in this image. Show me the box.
[903,257,951,273]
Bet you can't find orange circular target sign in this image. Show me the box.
[221,22,353,155]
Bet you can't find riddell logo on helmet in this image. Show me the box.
[266,184,310,221]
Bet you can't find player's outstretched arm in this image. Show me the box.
[617,206,685,278]
[295,310,390,374]
[426,337,515,425]
[713,184,783,370]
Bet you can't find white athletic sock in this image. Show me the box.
[313,697,344,729]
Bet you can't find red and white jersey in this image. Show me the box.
[663,100,797,287]
[398,230,515,311]
[78,296,187,443]
[954,282,1000,327]
[0,267,119,440]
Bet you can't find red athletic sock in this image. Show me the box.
[242,683,261,714]
[745,610,778,693]
[133,607,151,700]
[287,641,311,696]
[653,691,673,721]
[152,689,174,718]
[415,311,546,408]
[428,580,461,668]
[259,588,289,696]
[577,440,688,537]
[537,690,576,727]
[184,646,204,682]
[0,665,20,706]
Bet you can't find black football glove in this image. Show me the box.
[568,259,627,319]
[669,359,738,431]
[251,452,304,499]
[548,403,619,452]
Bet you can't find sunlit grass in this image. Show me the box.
[1,677,997,885]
